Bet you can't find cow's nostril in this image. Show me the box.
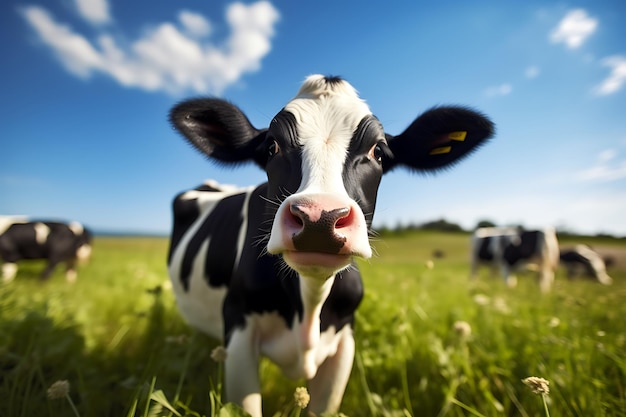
[334,208,352,229]
[289,204,306,226]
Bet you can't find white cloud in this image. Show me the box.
[550,9,597,49]
[485,83,512,97]
[594,55,626,96]
[21,1,280,95]
[577,149,626,182]
[22,7,103,78]
[75,0,110,25]
[525,65,540,79]
[179,10,211,38]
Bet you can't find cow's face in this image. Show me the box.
[170,75,495,279]
[262,77,383,277]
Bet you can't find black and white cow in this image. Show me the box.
[560,244,612,285]
[470,226,560,292]
[0,220,92,282]
[168,75,495,416]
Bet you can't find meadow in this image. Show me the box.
[0,231,624,417]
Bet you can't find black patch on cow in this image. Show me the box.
[261,111,302,196]
[323,75,344,86]
[343,115,386,227]
[503,231,540,266]
[178,192,246,290]
[168,191,201,265]
[560,249,596,278]
[320,266,363,331]
[477,237,494,261]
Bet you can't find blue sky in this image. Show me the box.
[2,0,626,236]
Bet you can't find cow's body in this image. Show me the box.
[168,75,495,416]
[470,226,560,292]
[0,220,92,282]
[560,244,612,285]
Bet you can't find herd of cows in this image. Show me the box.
[1,76,616,416]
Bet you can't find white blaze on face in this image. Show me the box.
[284,75,372,195]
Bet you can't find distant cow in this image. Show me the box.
[560,244,612,285]
[0,220,92,282]
[470,227,559,292]
[168,74,494,416]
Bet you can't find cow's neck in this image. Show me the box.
[298,274,335,349]
[296,274,335,379]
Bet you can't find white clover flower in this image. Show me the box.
[548,317,560,328]
[522,376,550,395]
[453,321,472,340]
[47,380,70,399]
[210,346,228,363]
[293,386,310,409]
[473,294,490,306]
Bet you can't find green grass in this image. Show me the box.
[1,232,625,416]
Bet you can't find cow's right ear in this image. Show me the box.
[169,98,267,165]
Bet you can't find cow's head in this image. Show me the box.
[170,75,494,279]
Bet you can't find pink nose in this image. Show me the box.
[284,195,356,254]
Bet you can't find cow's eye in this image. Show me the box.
[268,140,280,158]
[368,142,385,163]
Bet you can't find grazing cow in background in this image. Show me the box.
[0,220,92,282]
[470,226,560,292]
[560,244,612,285]
[168,74,495,416]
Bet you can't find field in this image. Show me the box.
[1,231,625,417]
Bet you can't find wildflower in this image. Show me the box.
[493,297,510,314]
[293,386,310,409]
[548,317,560,328]
[47,380,70,399]
[211,346,228,363]
[453,321,472,340]
[425,260,434,270]
[473,294,490,306]
[165,334,188,345]
[522,376,550,395]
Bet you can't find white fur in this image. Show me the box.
[68,221,84,236]
[574,244,612,284]
[34,222,50,245]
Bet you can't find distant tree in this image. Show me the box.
[475,219,496,229]
[420,218,464,232]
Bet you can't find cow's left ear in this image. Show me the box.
[384,106,494,173]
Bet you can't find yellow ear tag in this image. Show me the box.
[430,146,452,155]
[448,131,467,141]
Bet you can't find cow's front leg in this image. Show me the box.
[65,258,78,283]
[40,260,59,280]
[500,264,517,288]
[2,262,18,282]
[225,326,262,417]
[307,327,355,414]
[538,267,554,293]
